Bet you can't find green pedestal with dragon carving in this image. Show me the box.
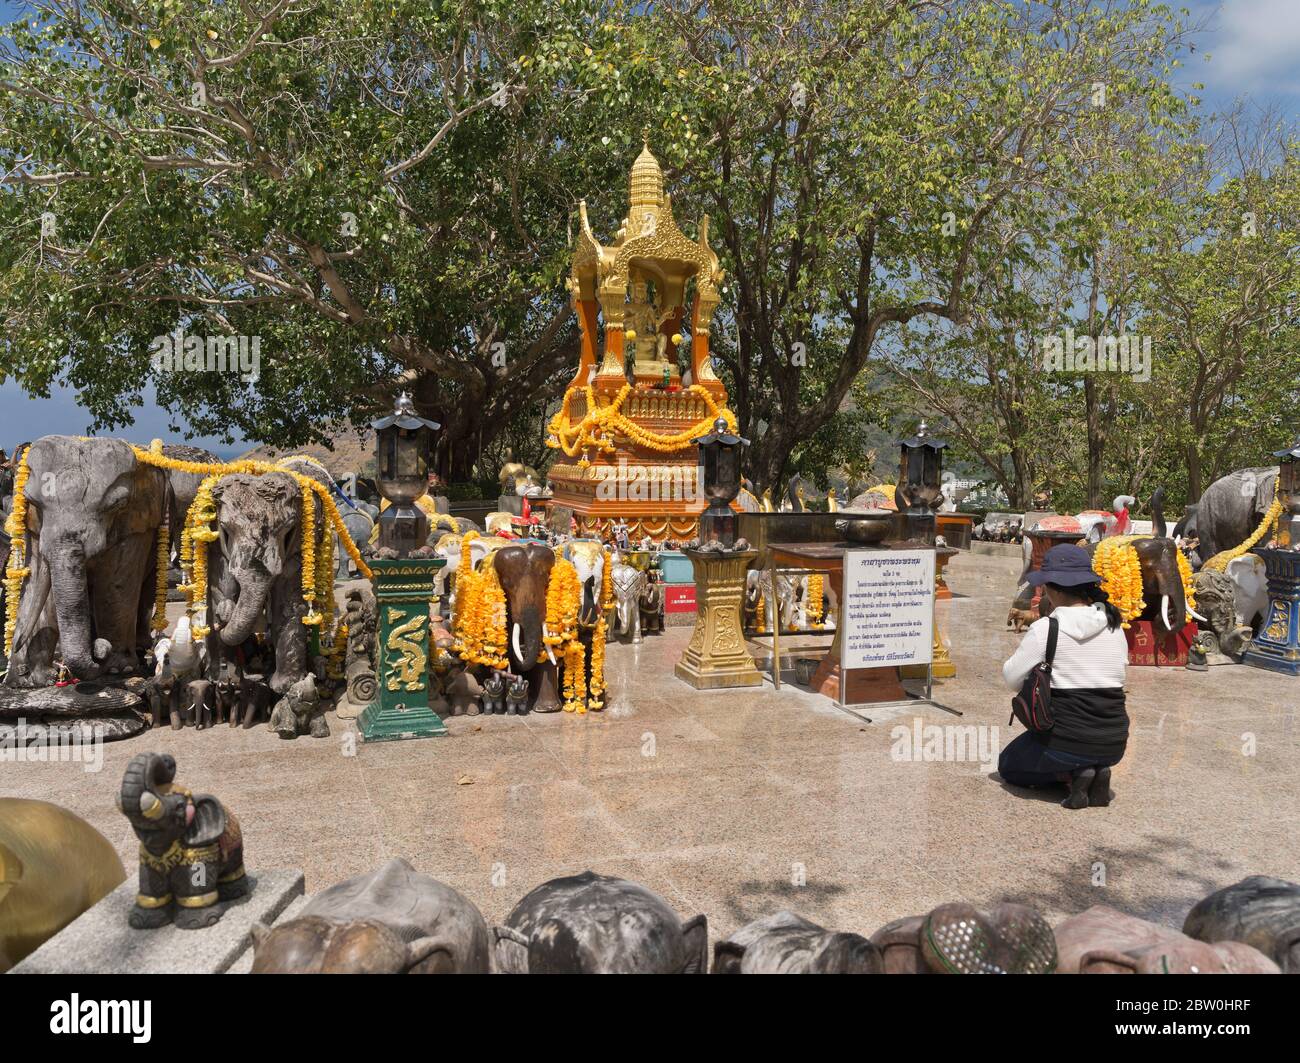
[357,557,449,741]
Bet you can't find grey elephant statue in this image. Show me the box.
[480,670,507,715]
[117,753,247,929]
[608,561,645,644]
[1179,466,1279,568]
[206,465,328,694]
[1183,876,1300,974]
[493,871,707,974]
[250,858,491,974]
[1191,568,1253,659]
[4,436,167,687]
[269,674,327,739]
[713,911,882,974]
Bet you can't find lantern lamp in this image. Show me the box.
[896,420,947,544]
[693,416,749,548]
[370,392,440,557]
[1273,434,1300,550]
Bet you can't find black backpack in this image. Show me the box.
[1010,616,1057,732]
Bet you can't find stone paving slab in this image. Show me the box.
[11,870,304,974]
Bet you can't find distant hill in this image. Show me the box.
[238,424,375,479]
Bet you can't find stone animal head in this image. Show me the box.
[492,542,554,672]
[285,674,320,715]
[209,472,317,647]
[713,911,882,974]
[1191,568,1251,656]
[117,752,224,849]
[494,871,707,974]
[1131,536,1191,636]
[250,859,490,974]
[17,436,166,678]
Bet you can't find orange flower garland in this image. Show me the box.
[3,446,31,658]
[806,574,825,629]
[546,383,738,459]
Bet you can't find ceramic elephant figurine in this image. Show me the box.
[506,674,530,715]
[250,858,491,973]
[4,436,167,688]
[206,462,329,695]
[117,753,247,929]
[269,674,327,739]
[639,579,664,635]
[481,670,507,715]
[713,911,882,974]
[493,872,707,974]
[185,678,218,730]
[228,676,274,728]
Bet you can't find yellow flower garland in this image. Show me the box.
[806,573,825,628]
[586,549,613,712]
[544,558,580,649]
[3,446,32,659]
[546,383,738,459]
[1092,534,1198,630]
[1202,481,1284,573]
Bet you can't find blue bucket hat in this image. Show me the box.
[1027,543,1101,587]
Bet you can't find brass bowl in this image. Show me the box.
[836,509,894,543]
[624,549,652,571]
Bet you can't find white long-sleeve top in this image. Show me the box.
[1002,604,1128,691]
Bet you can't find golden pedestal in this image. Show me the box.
[902,545,957,680]
[675,549,762,689]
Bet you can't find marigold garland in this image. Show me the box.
[544,558,580,649]
[1202,481,1284,573]
[586,549,613,711]
[806,573,825,629]
[1092,534,1197,630]
[3,446,32,659]
[546,383,738,460]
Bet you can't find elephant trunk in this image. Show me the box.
[219,572,271,646]
[118,752,176,829]
[49,547,100,678]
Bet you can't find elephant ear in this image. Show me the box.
[405,936,457,974]
[0,841,22,907]
[711,939,746,974]
[681,914,709,973]
[491,925,531,974]
[183,794,228,847]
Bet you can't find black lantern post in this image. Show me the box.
[371,392,440,557]
[693,416,749,549]
[359,393,448,742]
[896,420,947,544]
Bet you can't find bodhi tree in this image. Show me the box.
[0,0,645,478]
[625,0,1198,493]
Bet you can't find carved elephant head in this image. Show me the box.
[713,911,882,973]
[493,872,707,974]
[1132,536,1188,636]
[492,542,554,673]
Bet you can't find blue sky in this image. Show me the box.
[0,0,1296,452]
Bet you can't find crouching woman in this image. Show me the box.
[999,544,1129,809]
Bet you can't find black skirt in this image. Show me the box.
[1040,686,1128,760]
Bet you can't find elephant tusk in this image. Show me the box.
[1160,595,1171,631]
[546,643,557,666]
[1187,605,1209,624]
[512,623,524,665]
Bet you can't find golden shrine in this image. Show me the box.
[546,142,737,542]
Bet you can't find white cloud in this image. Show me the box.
[1199,0,1300,93]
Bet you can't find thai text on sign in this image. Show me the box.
[841,549,935,669]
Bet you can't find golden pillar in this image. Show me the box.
[675,549,761,688]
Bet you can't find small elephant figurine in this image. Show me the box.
[117,753,247,930]
[481,670,507,715]
[639,580,664,635]
[185,678,218,730]
[269,674,328,739]
[506,674,530,715]
[230,675,275,729]
[445,664,481,716]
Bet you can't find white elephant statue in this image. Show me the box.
[434,531,502,608]
[609,562,645,644]
[1226,554,1269,631]
[563,540,607,629]
[746,568,801,632]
